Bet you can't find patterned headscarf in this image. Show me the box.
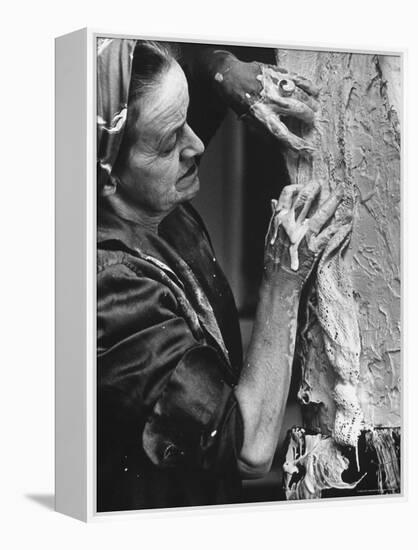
[97,38,137,190]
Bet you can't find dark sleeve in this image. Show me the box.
[143,345,243,472]
[180,43,276,146]
[97,259,243,472]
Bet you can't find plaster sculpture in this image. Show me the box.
[274,49,401,498]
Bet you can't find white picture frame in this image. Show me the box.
[55,28,404,522]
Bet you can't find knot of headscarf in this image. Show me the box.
[97,38,137,190]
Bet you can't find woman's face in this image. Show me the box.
[115,61,205,217]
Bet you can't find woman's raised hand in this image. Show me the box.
[209,53,319,154]
[264,182,344,287]
[249,64,319,154]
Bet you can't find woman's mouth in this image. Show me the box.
[178,163,197,181]
[176,163,199,191]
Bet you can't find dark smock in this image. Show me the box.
[97,201,244,512]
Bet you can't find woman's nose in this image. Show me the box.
[181,124,205,159]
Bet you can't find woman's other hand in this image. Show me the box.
[237,184,344,477]
[209,51,319,154]
[263,182,345,287]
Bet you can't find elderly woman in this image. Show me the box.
[97,39,341,512]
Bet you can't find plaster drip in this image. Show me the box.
[283,427,365,499]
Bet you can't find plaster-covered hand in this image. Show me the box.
[209,51,319,154]
[264,182,345,287]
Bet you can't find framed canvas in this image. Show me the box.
[55,28,403,521]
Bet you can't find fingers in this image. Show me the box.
[308,185,344,236]
[268,64,288,74]
[266,199,281,245]
[309,224,340,254]
[271,95,316,125]
[251,102,315,154]
[290,73,321,98]
[270,213,282,246]
[268,187,301,247]
[293,87,319,114]
[259,67,317,124]
[293,181,321,223]
[269,181,322,249]
[277,184,304,211]
[270,117,315,154]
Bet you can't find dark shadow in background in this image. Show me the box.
[25,493,55,510]
[191,44,298,504]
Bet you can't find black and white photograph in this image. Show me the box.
[4,0,418,543]
[96,36,401,513]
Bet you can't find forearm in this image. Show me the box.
[233,181,343,478]
[234,275,301,478]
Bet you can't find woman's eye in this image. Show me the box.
[166,138,177,151]
[162,127,183,155]
[166,135,178,152]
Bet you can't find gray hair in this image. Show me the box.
[113,40,180,171]
[128,40,180,101]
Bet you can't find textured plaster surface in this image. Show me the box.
[276,50,401,430]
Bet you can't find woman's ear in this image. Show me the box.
[101,174,119,197]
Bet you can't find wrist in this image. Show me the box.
[257,271,301,323]
[261,265,304,294]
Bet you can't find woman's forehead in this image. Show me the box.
[135,62,189,137]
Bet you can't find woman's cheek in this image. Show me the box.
[161,159,181,190]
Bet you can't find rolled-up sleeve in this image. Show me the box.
[97,258,243,473]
